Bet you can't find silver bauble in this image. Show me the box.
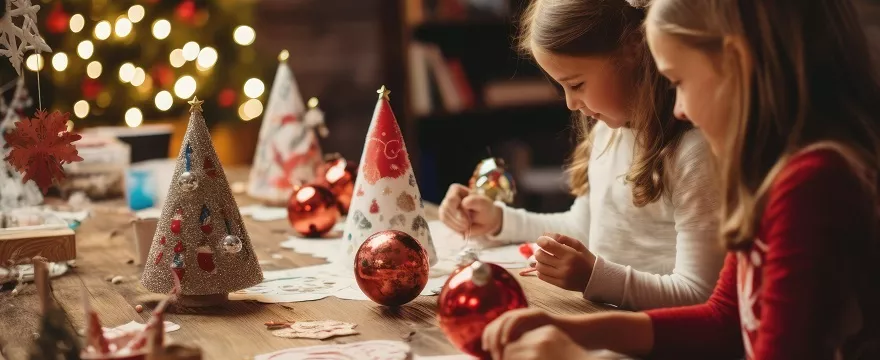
[178,171,198,191]
[222,234,243,253]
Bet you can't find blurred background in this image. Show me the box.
[7,0,880,213]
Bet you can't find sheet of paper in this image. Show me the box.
[239,205,289,222]
[237,220,528,303]
[255,340,412,360]
[102,320,180,338]
[232,263,450,303]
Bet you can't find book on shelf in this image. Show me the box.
[409,42,476,116]
[411,0,510,25]
[483,79,559,108]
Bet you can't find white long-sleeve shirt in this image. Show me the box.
[488,123,724,310]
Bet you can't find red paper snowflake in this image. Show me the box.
[3,110,82,194]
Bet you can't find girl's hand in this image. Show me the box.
[439,184,472,233]
[499,325,594,360]
[534,234,596,292]
[438,184,502,237]
[482,308,557,359]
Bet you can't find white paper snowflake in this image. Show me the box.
[0,0,51,75]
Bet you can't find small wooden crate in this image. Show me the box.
[0,212,76,263]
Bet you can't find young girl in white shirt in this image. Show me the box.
[438,0,723,310]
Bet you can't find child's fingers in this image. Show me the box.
[534,247,561,267]
[548,233,587,253]
[461,194,493,212]
[440,207,468,233]
[537,271,565,288]
[535,236,575,261]
[535,261,563,279]
[448,183,471,199]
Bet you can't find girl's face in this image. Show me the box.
[532,48,634,128]
[647,31,728,154]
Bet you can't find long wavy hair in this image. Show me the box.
[647,0,880,249]
[648,1,880,355]
[518,0,690,206]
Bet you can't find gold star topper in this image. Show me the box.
[188,96,204,113]
[377,85,390,101]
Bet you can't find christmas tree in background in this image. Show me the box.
[141,97,262,304]
[19,0,272,128]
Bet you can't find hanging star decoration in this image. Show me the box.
[0,0,52,75]
[3,110,82,194]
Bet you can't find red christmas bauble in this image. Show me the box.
[316,156,357,215]
[438,261,528,358]
[287,185,340,237]
[354,230,429,306]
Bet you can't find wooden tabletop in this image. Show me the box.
[0,168,615,360]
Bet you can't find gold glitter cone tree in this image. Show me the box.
[141,97,263,303]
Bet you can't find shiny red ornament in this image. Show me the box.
[438,261,528,358]
[287,184,340,237]
[354,230,429,306]
[316,156,357,215]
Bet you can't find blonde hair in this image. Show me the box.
[518,0,691,206]
[647,0,880,251]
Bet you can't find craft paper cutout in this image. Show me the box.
[270,320,358,340]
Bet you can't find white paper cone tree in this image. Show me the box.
[248,51,323,204]
[340,86,437,268]
[141,97,262,296]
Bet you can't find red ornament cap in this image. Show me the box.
[469,261,491,287]
[361,86,410,185]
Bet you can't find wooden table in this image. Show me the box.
[0,169,614,360]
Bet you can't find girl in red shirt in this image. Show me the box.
[480,0,880,359]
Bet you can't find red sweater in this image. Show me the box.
[646,149,879,359]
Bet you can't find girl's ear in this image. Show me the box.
[722,35,753,86]
[617,32,645,67]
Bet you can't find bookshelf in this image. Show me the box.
[396,0,574,210]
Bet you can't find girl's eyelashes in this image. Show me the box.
[569,82,584,91]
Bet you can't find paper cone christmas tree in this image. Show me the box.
[141,97,262,300]
[340,86,437,269]
[248,50,325,204]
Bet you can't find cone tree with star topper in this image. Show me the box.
[141,97,262,306]
[247,50,327,204]
[340,86,437,269]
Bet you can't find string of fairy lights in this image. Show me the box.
[24,4,266,128]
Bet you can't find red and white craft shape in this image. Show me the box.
[340,86,437,269]
[248,51,323,203]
